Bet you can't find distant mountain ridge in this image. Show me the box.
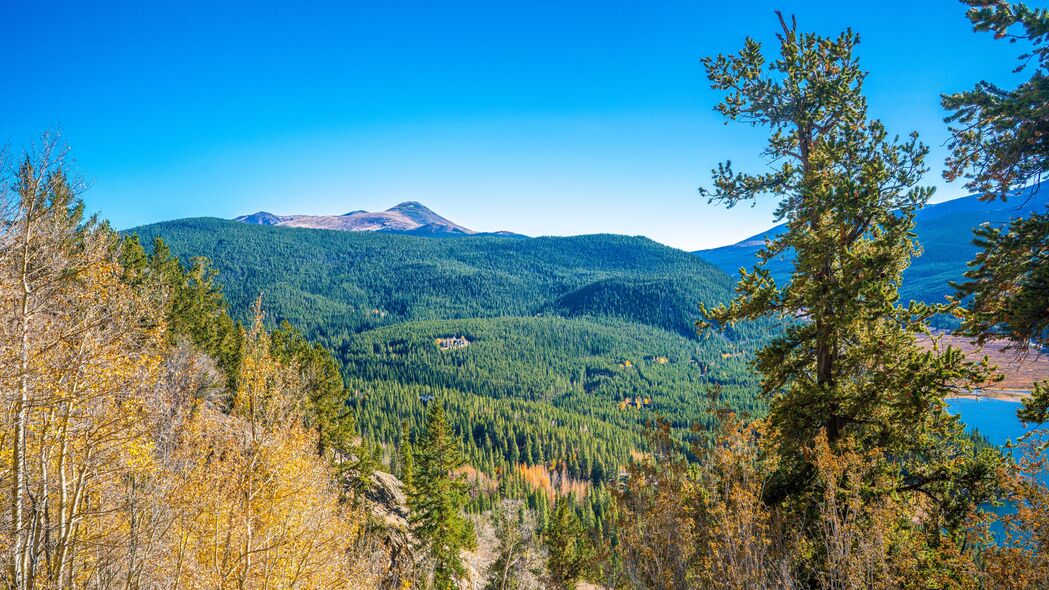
[234,201,520,237]
[695,183,1049,304]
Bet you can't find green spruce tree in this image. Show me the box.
[121,235,242,385]
[409,401,476,590]
[400,420,415,493]
[542,497,591,590]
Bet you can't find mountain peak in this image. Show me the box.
[233,211,283,225]
[387,201,430,212]
[234,202,482,236]
[384,201,461,228]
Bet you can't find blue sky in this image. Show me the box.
[0,0,1039,249]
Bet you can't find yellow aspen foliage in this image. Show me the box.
[162,307,368,589]
[0,142,377,590]
[978,430,1049,590]
[0,152,169,589]
[614,413,994,590]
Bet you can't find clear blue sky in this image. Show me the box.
[1,0,1039,249]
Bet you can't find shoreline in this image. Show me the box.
[946,389,1031,402]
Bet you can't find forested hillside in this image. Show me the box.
[10,0,1049,587]
[348,316,761,503]
[131,216,744,340]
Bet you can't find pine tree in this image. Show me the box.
[400,420,415,493]
[944,1,1049,201]
[542,497,591,590]
[942,7,1049,581]
[943,0,1049,425]
[698,12,1003,541]
[268,321,374,495]
[409,401,476,589]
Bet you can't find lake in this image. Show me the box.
[947,397,1032,447]
[948,396,1047,540]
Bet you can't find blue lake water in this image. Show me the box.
[946,397,1032,447]
[947,397,1044,540]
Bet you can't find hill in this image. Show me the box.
[130,217,753,342]
[695,184,1049,304]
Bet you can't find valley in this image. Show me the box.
[130,190,1049,496]
[925,331,1049,397]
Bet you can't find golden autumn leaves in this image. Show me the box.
[0,139,375,590]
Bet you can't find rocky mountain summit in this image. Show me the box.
[234,201,519,237]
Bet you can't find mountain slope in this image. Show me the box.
[130,217,745,341]
[234,201,481,235]
[695,184,1049,303]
